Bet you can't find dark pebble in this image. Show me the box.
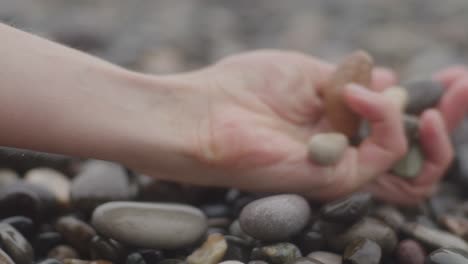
[343,238,381,264]
[403,115,420,141]
[55,216,97,256]
[90,235,127,263]
[48,245,79,261]
[137,249,165,264]
[34,232,63,257]
[201,204,231,218]
[396,239,425,264]
[0,222,34,264]
[251,242,302,264]
[403,80,444,115]
[426,248,468,264]
[294,229,326,256]
[223,235,252,262]
[1,216,35,238]
[320,193,372,224]
[0,182,57,221]
[71,160,132,214]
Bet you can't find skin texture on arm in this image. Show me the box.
[0,23,464,204]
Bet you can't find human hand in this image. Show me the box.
[362,66,468,205]
[133,50,410,201]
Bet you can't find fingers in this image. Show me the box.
[438,76,468,131]
[371,67,398,91]
[434,65,468,88]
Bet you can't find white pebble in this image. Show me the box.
[383,86,408,111]
[308,133,348,165]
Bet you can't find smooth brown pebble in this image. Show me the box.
[187,233,227,264]
[395,239,425,264]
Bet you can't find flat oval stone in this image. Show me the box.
[308,133,349,166]
[403,80,444,115]
[343,238,381,264]
[251,243,302,264]
[55,216,96,256]
[0,248,14,264]
[320,193,372,223]
[307,251,342,264]
[240,194,310,241]
[25,167,71,207]
[392,143,424,179]
[71,161,132,214]
[0,223,34,264]
[92,201,207,249]
[426,248,468,264]
[395,239,425,264]
[187,233,228,264]
[402,222,468,250]
[328,217,397,255]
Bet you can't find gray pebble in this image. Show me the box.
[92,201,207,249]
[403,80,444,115]
[240,194,310,242]
[308,133,348,166]
[402,222,468,250]
[0,223,34,264]
[320,193,372,224]
[392,143,424,179]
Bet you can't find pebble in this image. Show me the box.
[403,80,444,115]
[295,230,326,256]
[38,259,64,264]
[48,245,79,261]
[328,217,397,255]
[403,115,420,141]
[320,193,372,223]
[92,201,207,249]
[402,222,468,250]
[307,251,342,264]
[223,235,252,262]
[34,232,63,257]
[0,248,15,264]
[374,205,406,230]
[186,233,228,264]
[0,223,34,264]
[55,216,97,256]
[0,181,57,220]
[0,168,19,187]
[395,239,425,264]
[426,248,468,264]
[126,249,165,264]
[289,257,324,264]
[201,203,231,218]
[438,215,468,239]
[392,143,424,179]
[25,167,71,207]
[382,86,409,111]
[250,243,302,264]
[2,216,35,238]
[71,161,132,214]
[239,194,311,241]
[343,238,381,264]
[308,133,349,166]
[90,235,127,263]
[229,220,254,243]
[218,262,244,264]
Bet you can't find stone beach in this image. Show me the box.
[1,1,468,263]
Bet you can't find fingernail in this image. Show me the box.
[346,83,370,96]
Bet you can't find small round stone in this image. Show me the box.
[25,167,71,207]
[374,206,406,230]
[392,143,424,179]
[295,230,326,255]
[55,216,96,256]
[403,80,444,115]
[395,239,425,264]
[250,243,302,264]
[426,248,468,264]
[240,194,310,242]
[307,251,342,264]
[382,86,409,111]
[320,193,372,224]
[343,238,381,264]
[48,245,79,261]
[92,201,207,249]
[0,169,19,188]
[308,133,349,166]
[187,233,228,264]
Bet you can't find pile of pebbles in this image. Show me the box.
[0,155,468,264]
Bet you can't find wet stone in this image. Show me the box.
[90,235,127,263]
[395,239,425,264]
[320,193,372,224]
[240,194,311,242]
[71,160,132,214]
[426,248,468,264]
[25,167,71,208]
[343,238,381,264]
[92,201,207,249]
[0,181,57,220]
[251,242,302,264]
[402,222,468,250]
[403,80,444,115]
[55,216,97,256]
[223,235,252,262]
[0,248,14,264]
[308,133,349,166]
[48,245,79,261]
[187,233,228,264]
[0,223,34,264]
[34,232,63,257]
[392,143,424,179]
[1,216,35,239]
[328,217,397,255]
[307,251,342,264]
